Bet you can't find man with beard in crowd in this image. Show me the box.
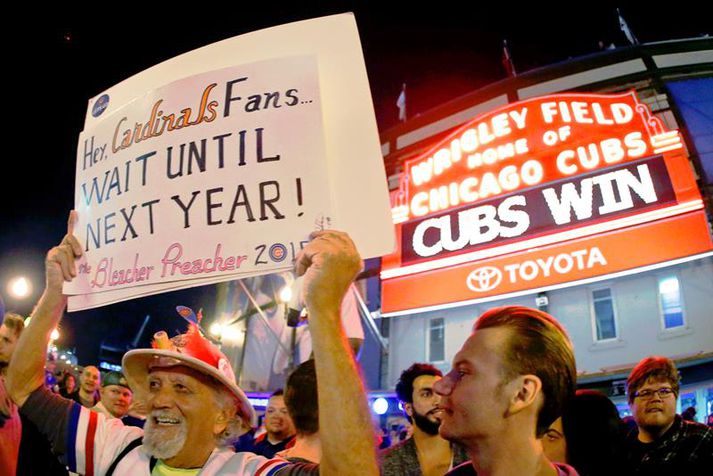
[6,212,379,475]
[625,356,713,475]
[381,363,468,476]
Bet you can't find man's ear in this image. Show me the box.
[506,374,542,416]
[214,406,236,435]
[404,402,414,418]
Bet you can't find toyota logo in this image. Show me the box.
[466,266,503,292]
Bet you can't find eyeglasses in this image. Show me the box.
[633,387,675,400]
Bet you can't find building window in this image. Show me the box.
[428,318,445,362]
[592,288,617,341]
[658,275,684,329]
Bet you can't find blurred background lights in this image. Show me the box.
[278,285,292,303]
[372,397,389,415]
[209,322,224,338]
[221,325,242,342]
[8,276,31,298]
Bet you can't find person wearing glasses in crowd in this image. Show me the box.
[625,356,713,475]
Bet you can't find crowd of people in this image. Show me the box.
[1,214,712,475]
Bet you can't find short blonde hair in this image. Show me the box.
[2,313,25,338]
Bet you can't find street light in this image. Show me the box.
[221,325,242,342]
[8,277,31,299]
[209,322,224,339]
[278,285,292,303]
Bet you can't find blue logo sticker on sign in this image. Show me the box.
[269,243,288,262]
[92,94,110,118]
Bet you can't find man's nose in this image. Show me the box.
[650,393,664,402]
[434,374,453,396]
[150,388,173,408]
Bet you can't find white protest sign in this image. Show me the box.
[66,55,330,297]
[67,14,395,311]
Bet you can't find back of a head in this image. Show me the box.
[681,406,697,421]
[285,359,319,435]
[475,306,576,437]
[562,390,626,476]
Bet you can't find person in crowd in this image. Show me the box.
[542,389,627,475]
[382,363,468,476]
[276,359,320,463]
[622,415,638,433]
[625,356,713,474]
[69,364,101,407]
[2,312,69,475]
[1,312,24,476]
[6,213,378,475]
[59,371,77,398]
[680,406,696,422]
[377,427,391,450]
[91,370,145,428]
[707,413,713,428]
[249,389,297,458]
[434,306,578,476]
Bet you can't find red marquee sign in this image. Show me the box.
[382,92,712,315]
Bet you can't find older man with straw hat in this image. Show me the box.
[7,211,378,476]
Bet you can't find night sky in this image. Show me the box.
[2,1,710,364]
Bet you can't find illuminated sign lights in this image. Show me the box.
[400,155,675,264]
[248,397,269,408]
[382,211,713,314]
[389,92,682,223]
[381,92,712,314]
[382,250,713,317]
[382,199,703,279]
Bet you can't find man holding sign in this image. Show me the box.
[6,212,378,476]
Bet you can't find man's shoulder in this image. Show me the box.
[253,434,293,448]
[677,419,713,456]
[626,416,713,472]
[217,451,317,476]
[380,437,417,461]
[680,418,713,438]
[380,438,420,475]
[91,401,111,418]
[253,433,268,445]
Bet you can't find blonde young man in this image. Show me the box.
[434,306,579,476]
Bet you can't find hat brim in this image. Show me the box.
[122,349,256,429]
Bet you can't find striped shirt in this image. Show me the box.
[21,386,316,476]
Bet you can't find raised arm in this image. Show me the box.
[7,211,82,406]
[295,231,378,476]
